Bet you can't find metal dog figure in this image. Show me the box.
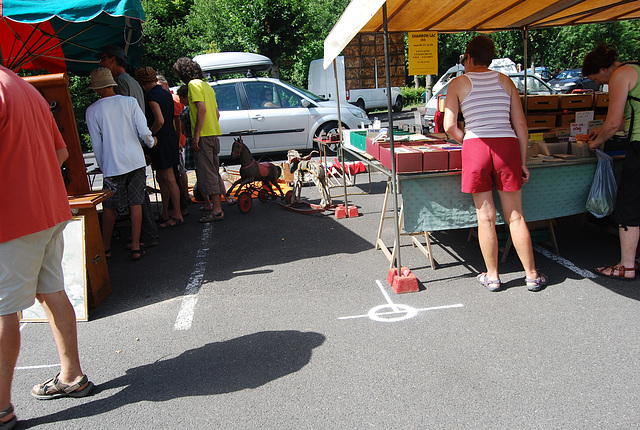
[287,149,331,208]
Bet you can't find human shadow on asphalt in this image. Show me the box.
[19,330,325,428]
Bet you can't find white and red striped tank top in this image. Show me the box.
[460,71,517,139]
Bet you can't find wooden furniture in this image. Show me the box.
[24,74,112,308]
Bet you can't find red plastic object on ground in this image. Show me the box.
[387,267,419,293]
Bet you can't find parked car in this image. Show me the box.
[187,52,371,156]
[208,77,370,155]
[547,68,599,93]
[423,73,555,131]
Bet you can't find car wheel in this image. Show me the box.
[355,99,365,111]
[392,96,403,112]
[316,123,341,155]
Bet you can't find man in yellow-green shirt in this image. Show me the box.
[173,57,226,222]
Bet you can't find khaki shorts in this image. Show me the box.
[0,221,67,315]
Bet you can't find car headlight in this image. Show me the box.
[347,107,368,120]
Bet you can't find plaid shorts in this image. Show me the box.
[103,167,147,209]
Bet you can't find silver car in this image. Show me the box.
[209,77,370,155]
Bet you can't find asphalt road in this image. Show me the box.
[12,123,640,429]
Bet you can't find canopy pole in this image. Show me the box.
[523,27,529,117]
[332,58,349,213]
[382,3,402,276]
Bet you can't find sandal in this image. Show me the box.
[155,215,170,224]
[525,271,549,291]
[131,248,146,261]
[0,404,16,429]
[31,373,94,400]
[476,272,502,292]
[199,211,224,223]
[595,265,635,281]
[125,240,158,250]
[160,216,184,229]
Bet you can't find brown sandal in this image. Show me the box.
[595,265,636,281]
[31,373,94,400]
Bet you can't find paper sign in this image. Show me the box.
[575,110,594,124]
[571,122,589,136]
[408,32,438,75]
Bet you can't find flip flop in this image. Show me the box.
[476,272,502,292]
[31,374,94,400]
[595,265,636,281]
[0,404,16,429]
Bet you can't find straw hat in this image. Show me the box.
[88,67,117,89]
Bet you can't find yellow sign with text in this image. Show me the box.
[408,31,438,75]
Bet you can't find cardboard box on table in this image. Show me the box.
[595,92,609,108]
[408,145,449,172]
[378,144,424,173]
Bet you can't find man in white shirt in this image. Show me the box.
[86,68,156,260]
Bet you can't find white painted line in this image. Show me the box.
[174,224,213,330]
[20,323,28,331]
[15,363,60,370]
[339,303,464,321]
[376,280,400,312]
[534,245,596,278]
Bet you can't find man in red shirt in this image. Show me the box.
[0,66,93,428]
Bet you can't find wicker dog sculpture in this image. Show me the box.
[287,149,331,208]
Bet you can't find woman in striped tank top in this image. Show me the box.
[444,35,548,292]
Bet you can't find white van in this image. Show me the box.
[308,56,403,112]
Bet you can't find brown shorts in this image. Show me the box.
[195,135,226,196]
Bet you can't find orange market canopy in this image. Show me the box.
[324,0,640,274]
[325,0,640,68]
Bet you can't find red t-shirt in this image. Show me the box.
[0,66,71,243]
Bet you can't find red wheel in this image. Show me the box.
[285,190,293,205]
[238,192,252,213]
[258,188,270,202]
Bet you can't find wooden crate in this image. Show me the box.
[527,114,557,128]
[595,92,609,108]
[559,93,594,109]
[526,95,559,111]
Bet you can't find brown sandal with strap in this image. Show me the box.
[31,373,94,400]
[595,265,636,281]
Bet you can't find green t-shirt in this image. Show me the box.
[624,63,640,142]
[188,79,221,137]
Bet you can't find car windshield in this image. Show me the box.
[509,75,552,95]
[556,70,582,80]
[279,81,326,102]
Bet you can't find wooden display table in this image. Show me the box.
[68,191,113,308]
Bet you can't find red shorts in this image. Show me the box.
[461,137,522,193]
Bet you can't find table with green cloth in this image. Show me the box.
[342,143,606,233]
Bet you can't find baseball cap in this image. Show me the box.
[95,44,127,61]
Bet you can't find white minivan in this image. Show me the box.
[191,52,371,155]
